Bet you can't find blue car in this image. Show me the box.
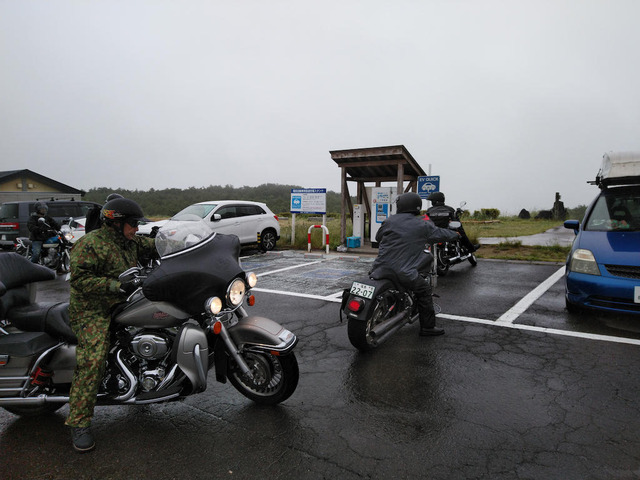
[564,182,640,314]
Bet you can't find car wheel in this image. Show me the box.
[565,297,582,314]
[260,229,277,252]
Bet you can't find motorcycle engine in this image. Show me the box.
[130,333,169,360]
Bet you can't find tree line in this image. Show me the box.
[83,184,346,217]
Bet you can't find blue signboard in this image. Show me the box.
[417,176,440,199]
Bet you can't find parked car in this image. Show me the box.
[0,200,101,249]
[136,219,169,237]
[564,152,640,314]
[138,200,281,251]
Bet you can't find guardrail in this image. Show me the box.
[307,225,329,254]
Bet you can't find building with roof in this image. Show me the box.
[0,170,85,204]
[330,145,427,244]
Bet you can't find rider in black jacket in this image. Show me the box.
[372,192,459,336]
[426,191,479,253]
[27,202,61,263]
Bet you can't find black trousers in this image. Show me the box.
[411,276,435,329]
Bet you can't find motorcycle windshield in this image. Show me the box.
[154,217,217,258]
[144,218,244,315]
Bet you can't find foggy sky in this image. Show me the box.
[2,1,639,214]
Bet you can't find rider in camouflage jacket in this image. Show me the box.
[64,197,155,452]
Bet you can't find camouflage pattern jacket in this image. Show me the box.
[70,224,155,316]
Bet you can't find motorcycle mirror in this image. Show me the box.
[38,217,46,224]
[459,201,467,208]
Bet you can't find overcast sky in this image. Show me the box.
[2,1,639,214]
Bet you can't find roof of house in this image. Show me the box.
[0,169,84,194]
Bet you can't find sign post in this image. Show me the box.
[290,189,327,246]
[417,176,440,199]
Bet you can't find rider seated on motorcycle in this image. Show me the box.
[65,197,156,453]
[27,202,61,263]
[372,192,460,337]
[426,191,480,253]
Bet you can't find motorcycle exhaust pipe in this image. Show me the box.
[369,309,411,340]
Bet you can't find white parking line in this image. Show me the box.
[440,313,640,346]
[255,260,324,277]
[496,266,566,324]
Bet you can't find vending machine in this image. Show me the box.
[370,187,397,246]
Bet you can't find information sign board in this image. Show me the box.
[290,188,327,214]
[418,176,440,199]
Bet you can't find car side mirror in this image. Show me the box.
[564,220,580,235]
[212,213,222,222]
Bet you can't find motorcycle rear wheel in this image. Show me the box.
[2,403,64,417]
[228,351,299,405]
[468,253,477,266]
[347,292,393,352]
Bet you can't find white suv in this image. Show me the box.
[171,200,280,251]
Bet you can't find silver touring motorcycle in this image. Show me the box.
[0,218,299,417]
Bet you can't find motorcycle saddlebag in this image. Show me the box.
[0,332,59,394]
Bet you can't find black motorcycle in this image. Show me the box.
[14,218,73,273]
[431,204,477,276]
[0,218,299,417]
[341,253,437,352]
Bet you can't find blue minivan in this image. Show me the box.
[564,152,640,314]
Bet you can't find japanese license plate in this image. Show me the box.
[635,286,640,304]
[350,282,375,300]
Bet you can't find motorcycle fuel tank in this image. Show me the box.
[113,295,190,328]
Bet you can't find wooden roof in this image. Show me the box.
[330,145,426,183]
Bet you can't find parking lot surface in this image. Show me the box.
[1,251,640,480]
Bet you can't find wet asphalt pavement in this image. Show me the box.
[1,251,640,480]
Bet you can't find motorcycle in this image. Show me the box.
[341,251,438,352]
[0,218,299,417]
[14,217,73,273]
[431,203,477,276]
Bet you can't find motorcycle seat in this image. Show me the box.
[0,331,60,357]
[7,302,77,344]
[369,266,407,290]
[0,253,56,289]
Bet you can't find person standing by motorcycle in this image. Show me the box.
[426,191,479,252]
[372,192,459,336]
[64,197,155,453]
[27,202,61,263]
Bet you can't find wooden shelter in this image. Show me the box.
[330,145,427,244]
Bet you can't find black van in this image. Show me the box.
[0,200,101,249]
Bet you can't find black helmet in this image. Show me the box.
[34,202,48,215]
[101,198,145,225]
[427,191,445,205]
[106,193,123,203]
[395,192,422,214]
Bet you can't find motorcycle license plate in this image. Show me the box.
[350,282,375,299]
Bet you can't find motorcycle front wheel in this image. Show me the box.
[228,351,299,405]
[58,250,71,273]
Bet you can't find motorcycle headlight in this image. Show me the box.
[569,249,601,276]
[64,232,74,242]
[205,297,223,315]
[246,271,257,288]
[227,278,246,306]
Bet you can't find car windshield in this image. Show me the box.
[154,217,216,258]
[585,190,640,232]
[172,203,218,220]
